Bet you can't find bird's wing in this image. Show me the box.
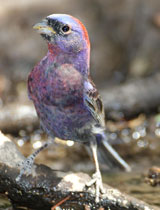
[84,77,105,127]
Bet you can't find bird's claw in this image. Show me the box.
[86,171,105,202]
[16,156,35,182]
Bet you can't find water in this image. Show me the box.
[103,172,160,207]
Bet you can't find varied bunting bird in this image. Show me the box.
[17,14,131,202]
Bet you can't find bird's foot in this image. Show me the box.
[16,140,52,182]
[86,171,105,203]
[16,155,35,182]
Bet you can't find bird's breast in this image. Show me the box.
[28,61,94,141]
[28,62,84,107]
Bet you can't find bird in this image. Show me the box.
[16,14,131,202]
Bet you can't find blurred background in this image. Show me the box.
[1,0,160,207]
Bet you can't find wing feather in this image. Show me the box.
[84,78,105,127]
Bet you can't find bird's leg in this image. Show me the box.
[86,141,105,202]
[16,138,54,181]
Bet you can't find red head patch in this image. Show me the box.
[72,16,90,48]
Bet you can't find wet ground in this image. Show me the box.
[1,112,160,209]
[0,172,160,209]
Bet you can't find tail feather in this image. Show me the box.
[98,139,131,172]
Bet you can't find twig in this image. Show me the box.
[51,195,71,210]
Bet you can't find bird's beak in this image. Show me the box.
[33,21,56,35]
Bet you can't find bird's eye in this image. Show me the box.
[61,25,70,33]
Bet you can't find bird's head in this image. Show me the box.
[33,14,90,54]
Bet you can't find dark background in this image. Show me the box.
[1,0,160,96]
[1,0,160,169]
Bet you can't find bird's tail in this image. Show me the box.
[97,133,131,172]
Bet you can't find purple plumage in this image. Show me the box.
[28,59,93,141]
[17,14,131,202]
